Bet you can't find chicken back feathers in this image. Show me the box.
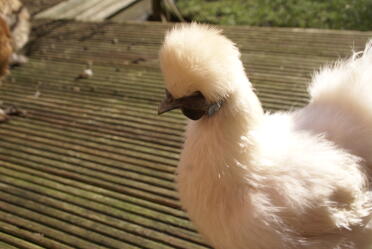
[296,43,372,174]
[159,24,372,249]
[0,0,30,51]
[0,16,12,77]
[0,0,30,66]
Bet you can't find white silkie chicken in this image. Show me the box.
[158,23,372,249]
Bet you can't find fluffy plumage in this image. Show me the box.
[159,23,372,249]
[0,0,30,65]
[0,15,12,77]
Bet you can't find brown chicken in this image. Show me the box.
[0,0,30,65]
[0,16,12,77]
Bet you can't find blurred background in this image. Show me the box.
[23,0,372,30]
[155,0,372,30]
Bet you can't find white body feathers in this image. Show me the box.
[160,24,372,249]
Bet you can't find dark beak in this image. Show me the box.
[157,90,222,120]
[158,91,181,115]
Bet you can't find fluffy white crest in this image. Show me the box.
[159,23,249,102]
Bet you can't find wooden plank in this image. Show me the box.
[35,0,140,22]
[76,0,138,21]
[22,0,66,15]
[34,0,74,19]
[74,0,124,21]
[111,0,152,22]
[0,190,180,249]
[0,242,16,249]
[55,0,102,19]
[34,0,104,20]
[0,231,43,249]
[0,215,75,249]
[27,21,371,64]
[0,223,48,249]
[0,206,139,249]
[0,167,207,248]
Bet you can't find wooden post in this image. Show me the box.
[152,0,162,21]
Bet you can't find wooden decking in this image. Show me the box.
[34,0,152,22]
[0,12,372,249]
[35,0,137,21]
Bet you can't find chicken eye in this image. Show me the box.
[181,108,205,120]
